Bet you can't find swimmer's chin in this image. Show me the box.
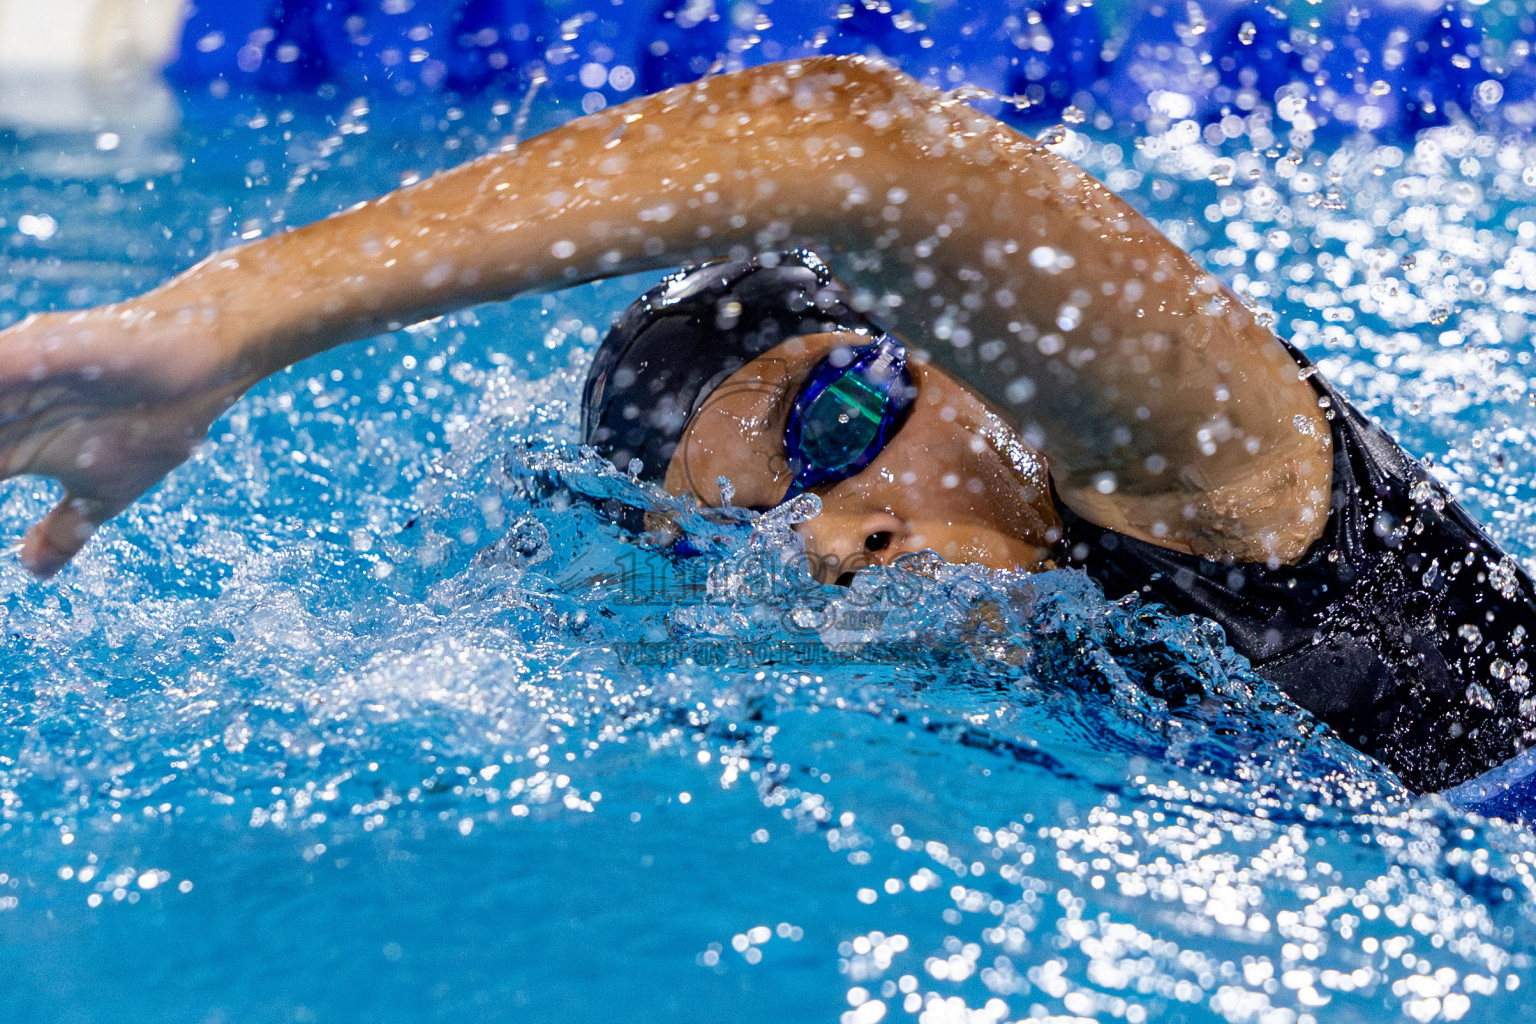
[917,533,1057,576]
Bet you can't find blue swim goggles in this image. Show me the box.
[780,333,917,502]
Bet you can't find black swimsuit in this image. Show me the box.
[1060,355,1536,793]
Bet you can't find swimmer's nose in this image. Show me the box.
[795,512,910,586]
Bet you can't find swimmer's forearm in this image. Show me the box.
[134,58,1026,378]
[147,61,892,383]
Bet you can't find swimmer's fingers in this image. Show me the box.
[2,406,216,578]
[19,491,131,579]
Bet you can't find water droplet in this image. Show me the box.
[1184,0,1208,35]
[1061,106,1086,125]
[1208,158,1237,186]
[1409,479,1446,511]
[16,213,57,240]
[1038,125,1067,147]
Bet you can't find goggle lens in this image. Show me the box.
[784,335,915,499]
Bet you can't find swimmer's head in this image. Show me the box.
[582,252,1062,581]
[581,250,876,479]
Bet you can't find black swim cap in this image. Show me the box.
[581,250,878,483]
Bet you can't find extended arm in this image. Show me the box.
[0,55,1330,575]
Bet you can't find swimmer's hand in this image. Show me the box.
[0,306,247,577]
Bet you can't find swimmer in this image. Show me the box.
[0,56,1530,793]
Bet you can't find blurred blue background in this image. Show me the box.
[152,0,1536,140]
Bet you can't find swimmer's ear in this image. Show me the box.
[19,491,127,579]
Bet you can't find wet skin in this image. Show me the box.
[665,331,1064,583]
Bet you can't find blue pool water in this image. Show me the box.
[8,6,1536,1023]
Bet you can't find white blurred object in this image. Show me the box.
[0,0,184,72]
[0,0,187,130]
